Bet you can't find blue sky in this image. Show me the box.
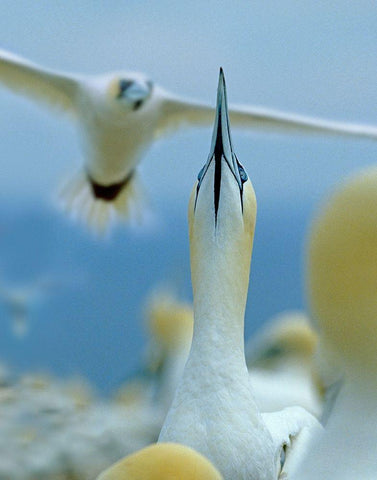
[1,1,377,392]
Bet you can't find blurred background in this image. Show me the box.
[0,0,376,394]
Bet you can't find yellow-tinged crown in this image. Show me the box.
[307,166,377,373]
[263,311,317,358]
[107,77,123,100]
[97,443,223,480]
[146,292,193,350]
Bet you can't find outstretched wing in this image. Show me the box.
[0,49,79,113]
[157,93,377,141]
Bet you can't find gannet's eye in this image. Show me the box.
[262,345,284,361]
[238,163,248,183]
[119,79,134,96]
[197,164,207,182]
[117,79,153,111]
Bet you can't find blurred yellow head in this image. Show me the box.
[246,311,318,369]
[97,443,223,480]
[146,292,193,351]
[307,167,377,374]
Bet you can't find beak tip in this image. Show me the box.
[217,68,226,103]
[207,68,232,159]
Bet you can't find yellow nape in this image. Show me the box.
[145,292,193,350]
[307,166,377,371]
[107,77,122,100]
[265,311,318,359]
[97,443,223,480]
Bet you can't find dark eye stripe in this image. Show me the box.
[118,80,134,97]
[197,164,207,182]
[238,163,248,183]
[194,157,248,215]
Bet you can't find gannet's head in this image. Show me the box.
[245,311,318,369]
[144,291,193,373]
[96,442,223,480]
[146,292,193,351]
[307,167,377,377]
[188,69,256,316]
[106,72,153,112]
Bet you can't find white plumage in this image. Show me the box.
[158,69,321,480]
[246,311,323,417]
[0,370,161,480]
[291,167,377,480]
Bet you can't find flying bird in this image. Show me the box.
[158,69,322,480]
[2,49,377,232]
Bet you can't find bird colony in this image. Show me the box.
[0,46,377,480]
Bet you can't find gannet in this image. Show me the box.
[144,291,193,414]
[291,167,377,480]
[96,443,223,480]
[113,291,193,417]
[3,49,377,231]
[246,311,323,416]
[159,69,322,479]
[144,296,323,417]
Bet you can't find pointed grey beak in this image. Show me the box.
[195,68,248,220]
[209,67,233,165]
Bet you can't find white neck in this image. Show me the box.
[188,224,251,375]
[191,302,246,377]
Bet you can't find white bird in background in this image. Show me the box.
[0,272,83,338]
[291,167,377,480]
[159,69,322,480]
[112,291,194,431]
[245,310,323,417]
[96,443,223,480]
[143,290,193,415]
[0,276,58,337]
[143,294,323,418]
[3,49,377,232]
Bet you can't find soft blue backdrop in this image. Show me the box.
[1,1,376,393]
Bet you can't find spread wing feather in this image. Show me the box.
[0,49,79,113]
[158,93,377,141]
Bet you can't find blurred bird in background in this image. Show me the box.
[292,167,377,479]
[0,275,62,338]
[245,310,323,417]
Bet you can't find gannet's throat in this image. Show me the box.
[194,68,248,222]
[87,170,134,201]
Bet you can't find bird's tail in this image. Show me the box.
[56,170,148,235]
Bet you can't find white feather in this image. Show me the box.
[159,70,321,480]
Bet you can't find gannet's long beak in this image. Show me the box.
[196,68,247,220]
